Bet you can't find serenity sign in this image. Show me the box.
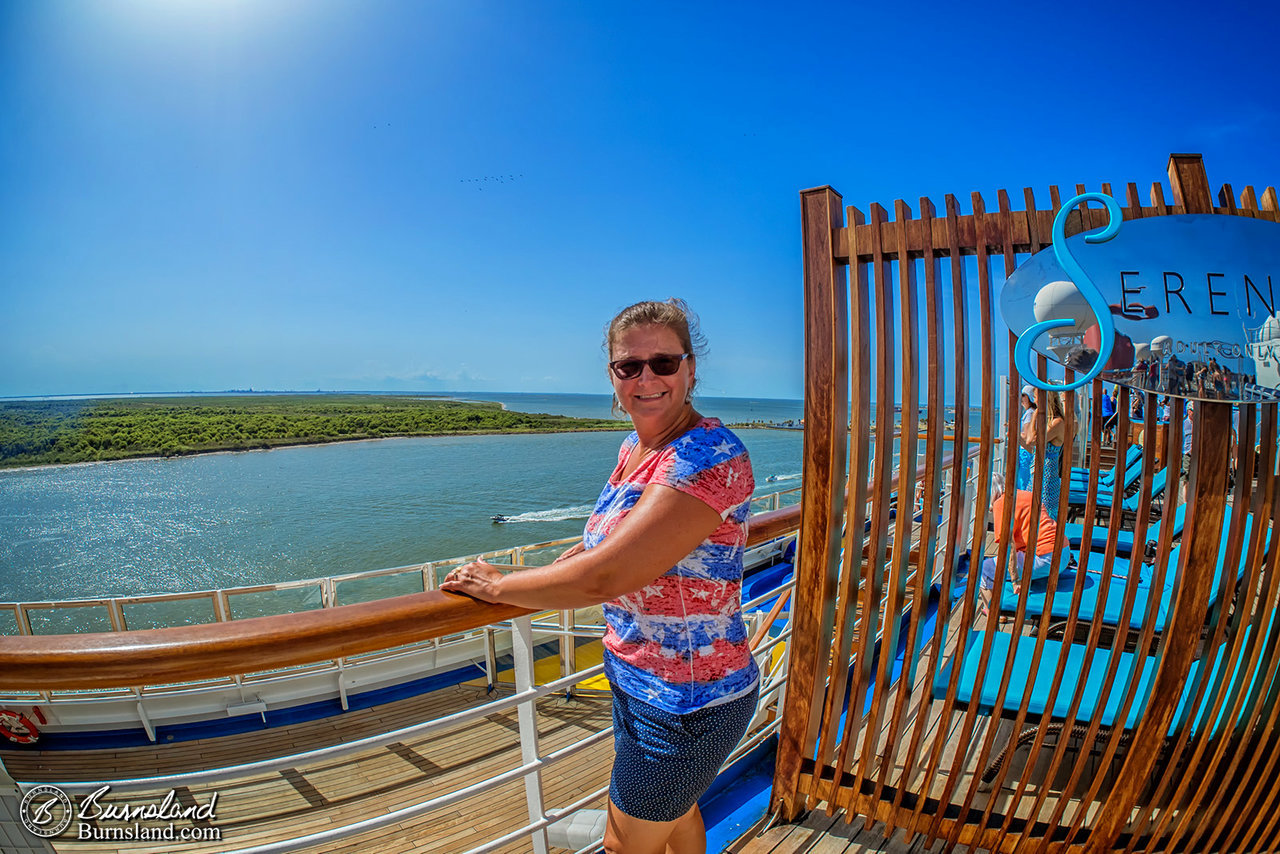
[1001,202,1280,403]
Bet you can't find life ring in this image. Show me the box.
[0,709,40,744]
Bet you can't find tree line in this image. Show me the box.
[0,395,627,468]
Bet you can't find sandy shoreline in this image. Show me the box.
[0,425,634,474]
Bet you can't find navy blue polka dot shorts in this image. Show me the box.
[609,683,759,823]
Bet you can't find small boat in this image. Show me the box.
[490,514,507,523]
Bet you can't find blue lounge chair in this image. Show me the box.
[996,507,1263,634]
[1069,444,1142,488]
[1088,467,1170,526]
[1061,502,1187,559]
[1068,450,1145,506]
[934,621,1273,784]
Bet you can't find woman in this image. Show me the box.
[1016,385,1037,491]
[1130,392,1146,446]
[1021,391,1069,518]
[442,299,758,854]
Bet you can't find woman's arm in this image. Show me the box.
[439,484,723,610]
[1021,410,1043,447]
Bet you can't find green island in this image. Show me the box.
[0,395,629,468]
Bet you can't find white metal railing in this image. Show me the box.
[13,545,800,854]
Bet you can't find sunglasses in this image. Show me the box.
[608,353,689,380]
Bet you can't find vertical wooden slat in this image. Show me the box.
[974,194,1056,837]
[888,195,946,816]
[813,204,871,803]
[773,186,849,820]
[935,190,1006,851]
[868,198,923,821]
[840,201,895,795]
[1260,186,1280,222]
[1167,153,1213,214]
[907,193,974,840]
[1218,182,1239,214]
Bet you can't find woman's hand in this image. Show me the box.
[440,560,505,603]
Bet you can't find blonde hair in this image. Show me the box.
[604,298,706,361]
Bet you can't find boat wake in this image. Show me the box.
[764,472,801,483]
[492,504,595,523]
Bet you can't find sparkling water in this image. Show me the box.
[0,395,804,601]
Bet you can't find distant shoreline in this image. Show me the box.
[0,394,631,471]
[0,426,634,473]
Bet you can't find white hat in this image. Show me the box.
[1021,384,1036,400]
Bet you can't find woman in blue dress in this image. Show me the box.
[1016,385,1037,491]
[1021,390,1069,518]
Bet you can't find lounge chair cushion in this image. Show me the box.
[935,625,1271,738]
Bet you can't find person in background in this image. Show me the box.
[1130,392,1146,446]
[1022,390,1069,519]
[979,473,1069,617]
[442,298,758,854]
[1100,386,1116,444]
[1180,401,1194,501]
[1016,385,1038,491]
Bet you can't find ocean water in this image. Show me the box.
[0,395,804,602]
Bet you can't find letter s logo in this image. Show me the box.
[1015,192,1123,391]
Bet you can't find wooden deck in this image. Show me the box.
[728,809,970,854]
[5,683,615,854]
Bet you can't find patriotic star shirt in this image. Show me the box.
[584,417,759,714]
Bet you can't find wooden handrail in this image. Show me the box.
[0,441,977,692]
[0,506,804,691]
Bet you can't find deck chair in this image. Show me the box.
[1061,502,1187,559]
[995,507,1262,635]
[933,620,1273,786]
[1087,467,1170,526]
[1069,444,1143,489]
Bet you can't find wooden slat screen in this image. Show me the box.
[775,154,1280,853]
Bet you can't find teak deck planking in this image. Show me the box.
[8,686,613,854]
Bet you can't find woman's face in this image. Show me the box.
[609,323,694,424]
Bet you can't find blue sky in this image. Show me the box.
[2,0,1278,400]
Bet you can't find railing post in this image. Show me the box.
[559,609,577,697]
[511,615,550,854]
[483,627,498,694]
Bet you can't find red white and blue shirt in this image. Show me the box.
[585,417,758,714]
